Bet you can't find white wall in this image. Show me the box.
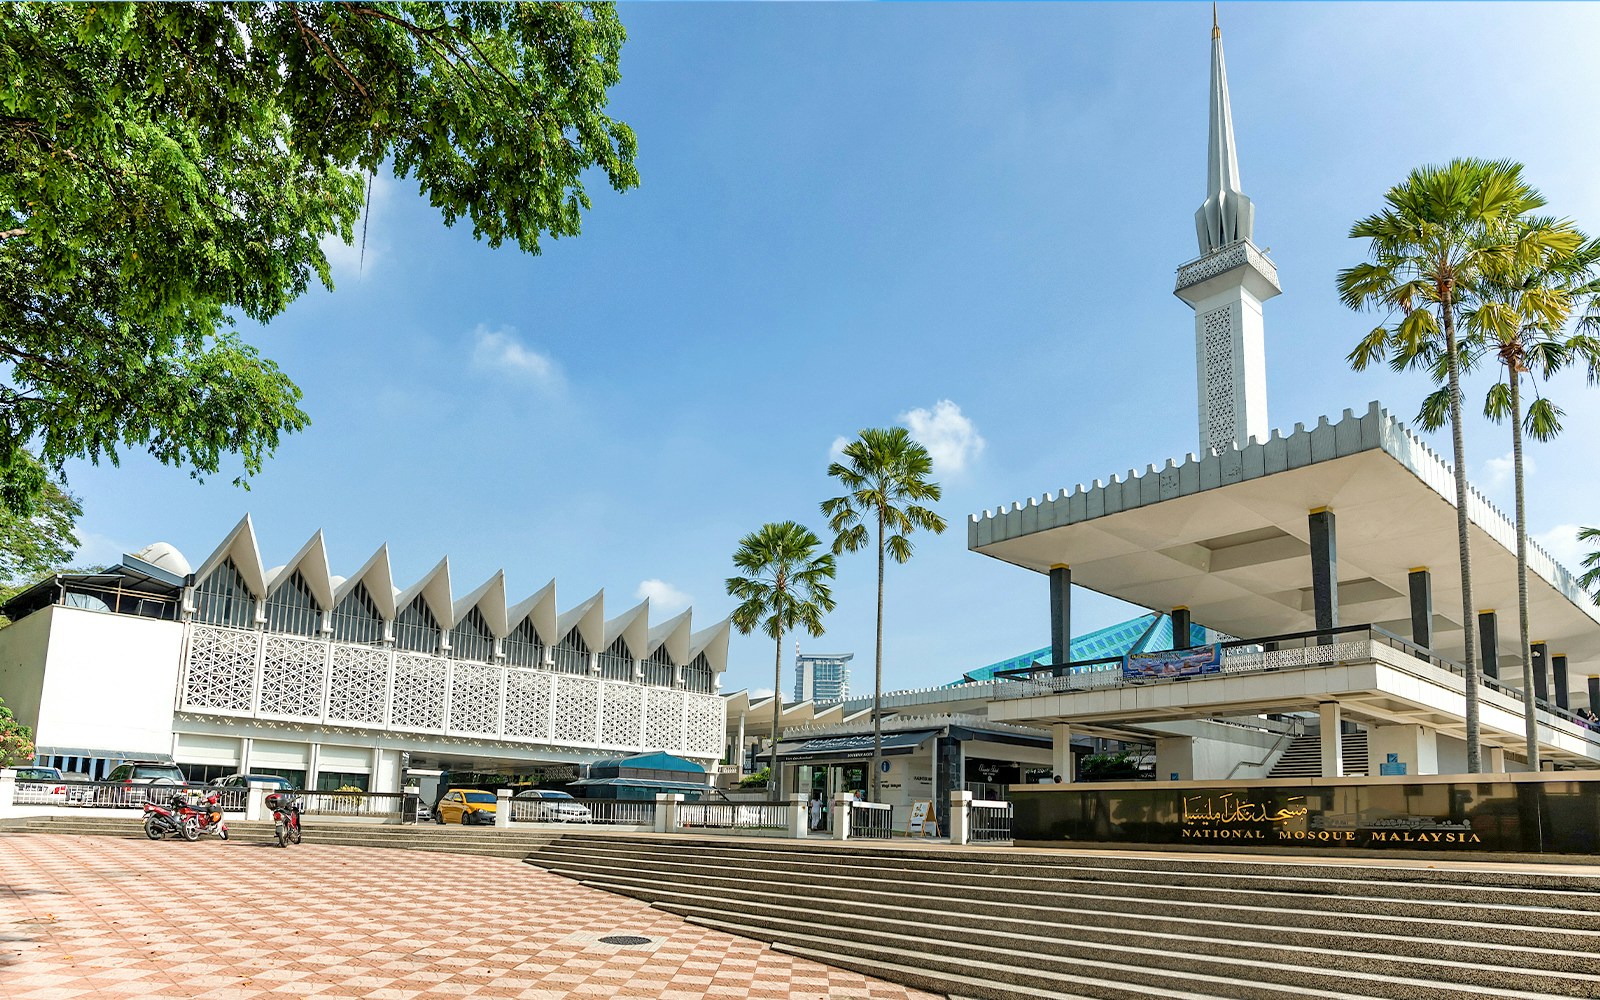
[0,606,55,731]
[34,606,184,758]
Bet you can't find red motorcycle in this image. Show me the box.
[176,790,229,840]
[264,792,303,847]
[143,796,199,842]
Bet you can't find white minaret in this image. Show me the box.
[1174,7,1280,454]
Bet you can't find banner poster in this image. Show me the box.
[1123,643,1221,680]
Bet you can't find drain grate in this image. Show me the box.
[598,935,652,946]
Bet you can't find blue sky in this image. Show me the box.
[65,2,1600,698]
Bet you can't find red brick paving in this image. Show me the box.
[0,834,940,999]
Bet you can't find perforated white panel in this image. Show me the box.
[1201,305,1235,450]
[599,682,643,747]
[449,663,502,735]
[684,693,725,757]
[643,688,686,751]
[326,645,389,725]
[391,654,447,731]
[503,669,554,739]
[183,625,259,712]
[552,674,600,744]
[258,634,327,719]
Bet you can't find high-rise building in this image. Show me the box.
[794,651,853,703]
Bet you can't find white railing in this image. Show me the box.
[849,801,894,839]
[970,799,1013,843]
[676,801,792,831]
[176,623,725,758]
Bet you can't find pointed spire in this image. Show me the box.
[1194,6,1255,255]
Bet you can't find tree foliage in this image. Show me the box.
[1579,526,1600,602]
[0,696,34,767]
[0,457,80,584]
[0,2,638,511]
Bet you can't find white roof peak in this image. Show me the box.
[1194,7,1255,254]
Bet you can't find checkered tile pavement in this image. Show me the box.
[0,833,940,999]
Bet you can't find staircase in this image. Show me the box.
[1269,730,1370,777]
[527,833,1600,1000]
[1,814,560,858]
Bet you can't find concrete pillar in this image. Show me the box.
[1552,655,1569,711]
[495,788,511,829]
[787,793,808,839]
[734,712,746,778]
[1051,723,1073,783]
[239,737,253,777]
[0,768,15,818]
[1531,642,1550,703]
[246,784,266,822]
[1155,736,1195,782]
[1318,702,1343,777]
[1408,568,1432,649]
[832,793,855,840]
[1309,508,1338,644]
[1478,611,1499,681]
[1171,607,1192,650]
[653,793,674,834]
[1485,747,1507,773]
[1367,724,1438,776]
[1049,565,1071,668]
[949,789,972,846]
[1588,676,1599,714]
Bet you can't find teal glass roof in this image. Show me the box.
[956,613,1210,683]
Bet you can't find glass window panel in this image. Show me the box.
[265,571,322,637]
[394,598,440,654]
[194,559,256,628]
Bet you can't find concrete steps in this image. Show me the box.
[526,834,1600,1000]
[1,814,560,858]
[1269,731,1370,777]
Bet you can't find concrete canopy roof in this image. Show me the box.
[969,402,1600,699]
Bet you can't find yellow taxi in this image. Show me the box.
[435,788,499,825]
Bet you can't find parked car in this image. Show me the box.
[207,773,293,810]
[13,766,66,805]
[93,761,187,807]
[435,788,498,825]
[513,789,593,823]
[60,771,93,806]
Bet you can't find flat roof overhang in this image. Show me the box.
[968,402,1600,701]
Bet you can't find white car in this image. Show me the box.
[513,789,593,823]
[13,767,66,805]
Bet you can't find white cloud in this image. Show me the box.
[900,399,986,477]
[828,435,850,463]
[470,324,564,390]
[1482,450,1533,492]
[320,171,394,281]
[636,578,691,613]
[748,686,775,700]
[1535,523,1589,573]
[72,531,133,569]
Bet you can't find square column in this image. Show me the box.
[1588,676,1599,714]
[1051,723,1073,783]
[1408,568,1432,650]
[1531,642,1550,703]
[1552,655,1569,711]
[1156,736,1195,781]
[1171,607,1192,650]
[1485,747,1507,773]
[1309,508,1338,644]
[1318,702,1343,777]
[1049,565,1071,668]
[1367,724,1438,776]
[1477,611,1499,681]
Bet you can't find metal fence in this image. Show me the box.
[295,790,407,819]
[587,800,656,826]
[849,801,893,839]
[676,801,792,831]
[970,799,1013,843]
[11,778,208,809]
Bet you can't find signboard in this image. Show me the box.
[907,800,939,837]
[1123,644,1221,680]
[1010,777,1600,854]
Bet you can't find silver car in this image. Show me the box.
[513,789,593,823]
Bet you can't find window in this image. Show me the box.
[598,636,634,681]
[504,618,546,668]
[449,606,495,663]
[643,645,675,687]
[193,559,255,628]
[393,597,440,654]
[316,771,369,792]
[330,583,385,645]
[551,627,591,675]
[265,571,322,637]
[683,653,714,694]
[251,767,305,788]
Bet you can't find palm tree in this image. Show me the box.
[1579,527,1600,600]
[725,521,837,801]
[1415,225,1596,768]
[822,427,946,801]
[1339,158,1557,773]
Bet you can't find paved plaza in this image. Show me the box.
[0,834,939,1000]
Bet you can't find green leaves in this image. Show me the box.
[1579,526,1600,603]
[0,695,34,767]
[0,3,637,513]
[726,521,837,643]
[822,427,947,565]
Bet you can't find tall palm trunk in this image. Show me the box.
[1509,371,1540,768]
[870,508,885,802]
[770,623,783,802]
[1443,295,1482,772]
